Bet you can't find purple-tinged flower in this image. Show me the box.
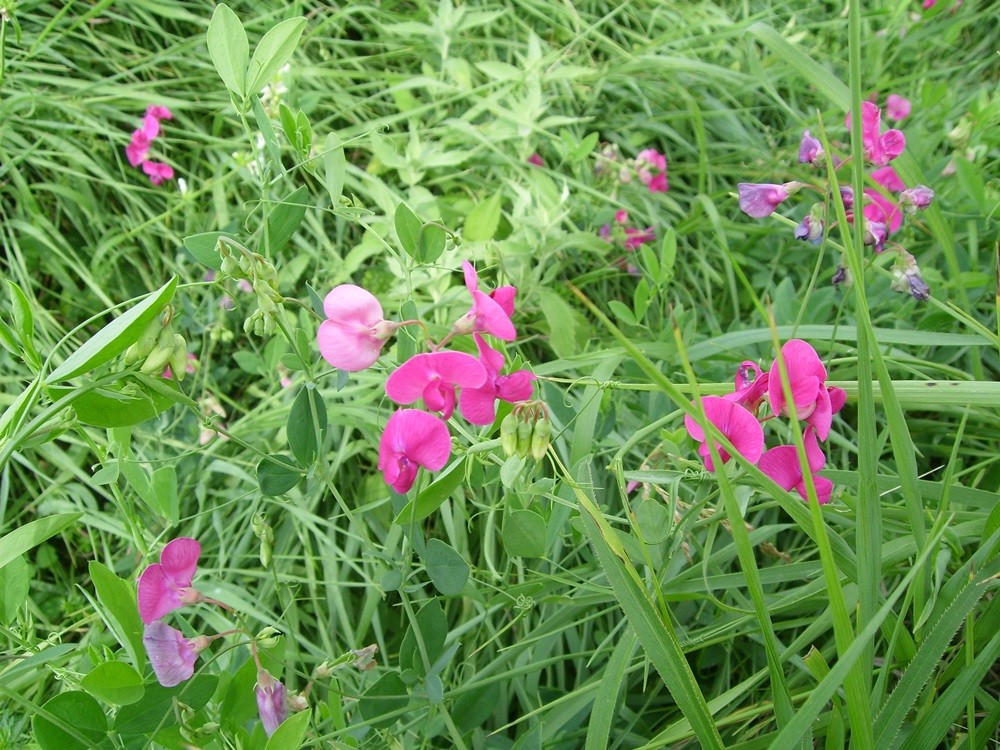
[758,427,833,504]
[891,251,931,300]
[767,339,844,441]
[126,131,151,167]
[378,409,452,493]
[798,130,824,165]
[256,668,288,737]
[839,186,855,209]
[143,621,210,687]
[863,219,888,252]
[142,161,175,186]
[146,105,173,121]
[885,94,911,122]
[137,538,204,624]
[794,203,826,245]
[900,185,934,213]
[458,334,535,425]
[832,264,851,289]
[684,396,765,472]
[635,148,668,193]
[737,182,797,218]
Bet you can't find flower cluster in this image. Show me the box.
[685,339,846,504]
[216,238,286,337]
[317,261,539,494]
[124,305,191,381]
[599,209,656,273]
[594,144,669,194]
[737,97,935,300]
[126,106,175,186]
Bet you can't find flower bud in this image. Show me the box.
[167,335,189,381]
[529,416,551,461]
[220,253,241,277]
[516,419,533,458]
[500,413,519,457]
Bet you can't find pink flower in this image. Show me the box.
[798,130,824,165]
[684,396,765,472]
[126,130,151,167]
[453,261,517,341]
[724,361,770,415]
[900,185,934,213]
[146,105,173,121]
[385,351,487,420]
[847,102,906,166]
[864,167,905,233]
[885,94,911,122]
[758,427,833,504]
[459,334,536,425]
[378,409,452,493]
[142,161,175,186]
[317,285,400,372]
[635,148,668,193]
[527,153,544,167]
[141,114,161,140]
[767,339,845,440]
[737,183,791,218]
[256,668,288,737]
[137,537,204,624]
[143,621,210,687]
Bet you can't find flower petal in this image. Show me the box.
[322,284,383,325]
[143,621,198,687]
[137,564,180,624]
[317,319,383,371]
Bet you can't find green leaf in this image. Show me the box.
[0,554,29,626]
[501,510,546,558]
[257,454,302,496]
[606,299,637,327]
[81,661,145,706]
[323,132,346,205]
[266,186,309,254]
[357,672,408,728]
[264,709,310,750]
[287,385,327,466]
[32,691,108,750]
[569,131,600,162]
[983,500,1000,544]
[151,466,179,524]
[48,378,179,428]
[207,4,249,98]
[538,287,577,359]
[394,203,421,256]
[45,277,178,384]
[747,22,849,110]
[0,513,82,571]
[463,192,502,242]
[422,539,469,597]
[114,675,217,734]
[247,17,306,95]
[586,628,636,750]
[120,460,173,520]
[89,561,145,672]
[6,279,39,366]
[251,95,283,172]
[399,599,447,676]
[394,458,467,524]
[416,223,446,264]
[183,232,237,271]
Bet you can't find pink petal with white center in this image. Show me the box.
[385,352,487,406]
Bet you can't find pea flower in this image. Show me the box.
[527,153,544,167]
[143,621,211,687]
[317,284,403,372]
[634,148,668,193]
[684,396,765,472]
[458,334,536,425]
[385,351,487,420]
[256,668,288,737]
[891,251,931,301]
[737,182,799,218]
[758,426,833,504]
[378,409,452,493]
[126,131,151,167]
[451,261,517,341]
[142,161,175,186]
[137,537,205,624]
[724,361,770,415]
[885,94,911,122]
[798,130,824,165]
[146,105,173,121]
[767,339,845,441]
[847,101,906,166]
[900,185,934,213]
[794,203,826,245]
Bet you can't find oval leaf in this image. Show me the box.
[422,539,469,597]
[257,454,302,496]
[264,708,310,750]
[183,232,239,271]
[48,378,179,428]
[247,17,306,95]
[32,691,108,750]
[323,132,346,206]
[357,672,408,728]
[501,509,547,558]
[394,203,421,256]
[81,661,145,706]
[207,3,249,98]
[416,223,446,263]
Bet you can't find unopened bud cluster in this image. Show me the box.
[218,238,283,337]
[124,305,190,380]
[500,401,552,461]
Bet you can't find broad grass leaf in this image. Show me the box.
[208,4,249,98]
[747,22,849,110]
[423,539,469,596]
[32,691,108,750]
[81,662,145,706]
[586,628,636,750]
[358,672,408,728]
[0,513,82,570]
[247,18,306,96]
[538,288,576,359]
[88,561,145,672]
[45,277,178,384]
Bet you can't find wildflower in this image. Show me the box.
[891,251,931,300]
[141,114,162,140]
[900,185,934,212]
[527,153,544,167]
[458,334,535,425]
[847,101,906,166]
[317,285,402,372]
[137,537,204,624]
[737,182,799,218]
[798,130,824,165]
[163,352,197,380]
[863,219,888,253]
[885,94,911,122]
[146,105,173,121]
[385,351,487,420]
[831,264,851,289]
[378,409,452,493]
[451,261,517,341]
[684,396,765,472]
[724,361,770,415]
[634,148,668,193]
[142,161,175,186]
[143,621,211,687]
[839,186,855,209]
[256,668,288,737]
[758,427,833,504]
[794,203,826,245]
[767,339,845,440]
[349,644,379,671]
[126,131,151,167]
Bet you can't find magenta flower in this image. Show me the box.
[142,161,175,186]
[798,130,824,165]
[143,621,210,687]
[378,409,453,493]
[146,105,173,121]
[256,668,288,737]
[527,153,544,167]
[737,182,793,218]
[126,131,151,167]
[758,427,833,504]
[141,114,162,140]
[865,168,905,234]
[684,396,765,472]
[900,185,934,212]
[635,148,668,193]
[885,94,911,122]
[767,339,845,440]
[847,102,906,166]
[317,285,401,372]
[453,261,517,341]
[385,351,487,420]
[724,361,770,415]
[459,334,536,425]
[137,537,204,624]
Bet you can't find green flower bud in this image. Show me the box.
[500,413,519,457]
[529,416,551,462]
[516,419,533,458]
[220,254,241,277]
